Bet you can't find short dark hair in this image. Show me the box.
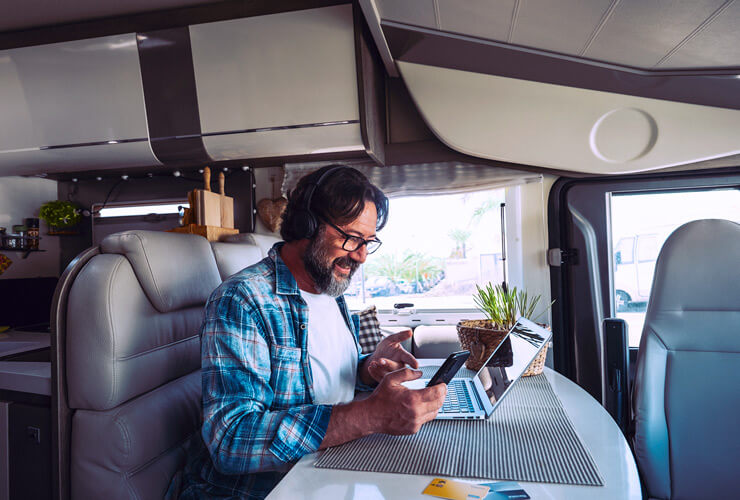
[280,165,389,242]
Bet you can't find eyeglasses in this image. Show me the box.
[320,217,382,254]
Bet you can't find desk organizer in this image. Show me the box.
[315,373,604,486]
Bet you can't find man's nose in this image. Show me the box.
[349,244,368,263]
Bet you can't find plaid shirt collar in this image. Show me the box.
[270,242,302,297]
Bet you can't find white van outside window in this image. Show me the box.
[610,189,740,346]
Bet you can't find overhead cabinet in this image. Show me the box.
[189,4,364,160]
[0,5,364,176]
[0,34,159,176]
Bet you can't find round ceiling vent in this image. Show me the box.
[589,108,658,163]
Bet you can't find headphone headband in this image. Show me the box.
[293,165,350,240]
[302,165,349,213]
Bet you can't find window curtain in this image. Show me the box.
[281,161,541,197]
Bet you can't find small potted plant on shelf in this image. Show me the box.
[39,200,82,235]
[458,282,553,374]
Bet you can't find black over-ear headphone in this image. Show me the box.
[292,165,349,240]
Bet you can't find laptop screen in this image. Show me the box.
[474,319,551,407]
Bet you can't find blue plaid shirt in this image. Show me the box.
[180,243,370,499]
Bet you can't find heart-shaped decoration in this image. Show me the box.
[257,197,288,233]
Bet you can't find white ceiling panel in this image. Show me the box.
[436,0,516,42]
[657,0,740,68]
[511,0,613,56]
[585,0,728,68]
[376,0,438,28]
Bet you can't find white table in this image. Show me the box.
[267,364,641,500]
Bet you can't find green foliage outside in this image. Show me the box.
[447,228,472,258]
[365,250,443,283]
[39,200,81,228]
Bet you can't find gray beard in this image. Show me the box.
[303,229,360,297]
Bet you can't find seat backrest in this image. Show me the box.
[52,230,274,499]
[61,231,221,500]
[632,219,740,500]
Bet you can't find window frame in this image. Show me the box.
[548,168,740,403]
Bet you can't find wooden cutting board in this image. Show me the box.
[192,167,222,227]
[218,171,234,229]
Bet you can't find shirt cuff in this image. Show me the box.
[268,404,333,464]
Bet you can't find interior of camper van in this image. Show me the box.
[0,1,738,499]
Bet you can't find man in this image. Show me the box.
[180,165,446,499]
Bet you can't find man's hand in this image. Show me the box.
[364,367,447,435]
[319,367,447,449]
[360,329,418,385]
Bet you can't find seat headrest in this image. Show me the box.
[222,232,281,256]
[648,219,740,314]
[100,230,222,313]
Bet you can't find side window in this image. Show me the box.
[610,189,740,346]
[345,188,506,312]
[615,237,634,264]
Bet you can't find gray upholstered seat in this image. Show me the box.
[52,230,271,500]
[632,219,740,500]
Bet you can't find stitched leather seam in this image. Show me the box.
[116,334,199,361]
[127,432,195,478]
[132,232,167,311]
[105,256,125,408]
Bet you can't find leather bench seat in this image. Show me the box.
[57,230,277,500]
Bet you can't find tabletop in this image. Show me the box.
[267,364,641,500]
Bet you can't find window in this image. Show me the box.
[345,188,506,312]
[92,199,188,246]
[615,237,634,264]
[610,189,740,346]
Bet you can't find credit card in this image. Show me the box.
[478,481,530,500]
[422,478,490,500]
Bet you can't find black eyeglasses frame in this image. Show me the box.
[319,216,382,254]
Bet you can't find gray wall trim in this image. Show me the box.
[137,27,211,166]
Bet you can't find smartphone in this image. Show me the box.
[426,350,471,387]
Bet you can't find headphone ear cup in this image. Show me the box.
[291,209,317,240]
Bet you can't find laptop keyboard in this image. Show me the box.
[439,379,475,414]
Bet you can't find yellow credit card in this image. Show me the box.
[422,478,490,500]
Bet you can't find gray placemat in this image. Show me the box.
[315,373,604,486]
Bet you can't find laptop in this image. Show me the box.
[407,317,552,420]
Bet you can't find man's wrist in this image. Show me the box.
[358,356,376,386]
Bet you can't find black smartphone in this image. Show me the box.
[426,350,471,387]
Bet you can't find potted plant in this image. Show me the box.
[458,282,553,372]
[39,200,82,235]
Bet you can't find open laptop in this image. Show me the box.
[407,317,552,420]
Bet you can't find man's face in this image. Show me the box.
[303,201,378,297]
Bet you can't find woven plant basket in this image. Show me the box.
[457,320,552,376]
[456,320,508,371]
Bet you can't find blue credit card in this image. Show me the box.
[478,482,530,500]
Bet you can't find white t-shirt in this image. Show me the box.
[300,290,358,405]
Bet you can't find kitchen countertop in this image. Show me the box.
[0,361,51,395]
[0,329,51,395]
[0,329,50,358]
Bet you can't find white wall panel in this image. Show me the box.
[0,176,60,278]
[399,61,740,174]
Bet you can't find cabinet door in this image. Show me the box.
[190,5,363,160]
